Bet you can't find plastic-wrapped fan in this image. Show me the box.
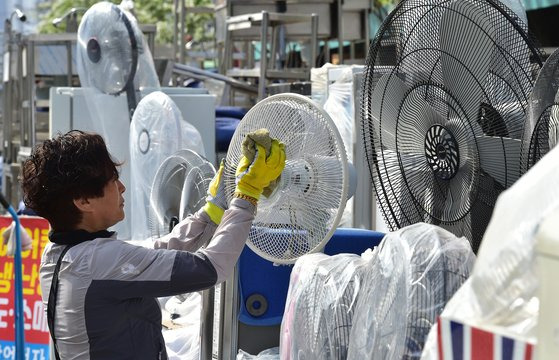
[521,48,559,173]
[361,0,543,251]
[347,223,475,359]
[223,93,349,264]
[130,91,183,240]
[280,253,366,360]
[77,1,159,114]
[149,149,216,240]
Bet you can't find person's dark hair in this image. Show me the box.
[21,130,120,231]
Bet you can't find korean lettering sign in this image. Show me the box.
[0,216,50,359]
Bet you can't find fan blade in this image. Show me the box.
[371,74,408,149]
[399,89,447,153]
[477,136,521,187]
[440,1,494,134]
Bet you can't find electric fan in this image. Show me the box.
[520,48,559,173]
[346,223,475,359]
[130,91,183,240]
[77,1,159,116]
[280,253,366,359]
[361,0,543,251]
[149,149,216,242]
[223,93,351,264]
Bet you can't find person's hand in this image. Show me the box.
[2,222,32,256]
[235,139,286,202]
[203,159,228,224]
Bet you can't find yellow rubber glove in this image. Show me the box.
[235,139,286,201]
[203,159,228,224]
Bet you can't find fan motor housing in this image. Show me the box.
[424,124,460,180]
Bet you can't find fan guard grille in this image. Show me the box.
[361,0,542,251]
[149,149,215,240]
[521,48,559,173]
[224,93,348,264]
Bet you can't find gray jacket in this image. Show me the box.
[39,198,255,359]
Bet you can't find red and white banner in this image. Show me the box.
[0,216,51,359]
[437,317,535,360]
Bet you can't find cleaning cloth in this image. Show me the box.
[242,128,281,198]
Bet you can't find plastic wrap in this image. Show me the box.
[130,92,183,240]
[310,63,336,106]
[77,1,159,94]
[130,92,206,240]
[323,67,357,227]
[159,292,202,360]
[237,348,280,360]
[347,223,475,359]
[421,137,559,359]
[280,253,368,360]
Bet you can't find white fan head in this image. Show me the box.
[223,93,349,264]
[129,91,183,240]
[150,149,216,239]
[77,1,159,96]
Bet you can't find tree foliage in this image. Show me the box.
[38,0,213,45]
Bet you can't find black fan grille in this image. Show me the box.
[521,48,559,173]
[362,0,542,251]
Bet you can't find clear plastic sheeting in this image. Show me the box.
[310,63,336,106]
[280,253,368,360]
[323,66,358,227]
[130,92,183,240]
[421,142,559,359]
[159,293,202,360]
[77,1,159,94]
[237,348,280,360]
[347,223,475,359]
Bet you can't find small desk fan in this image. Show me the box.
[223,93,352,264]
[150,149,216,242]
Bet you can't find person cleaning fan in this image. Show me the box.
[20,129,285,359]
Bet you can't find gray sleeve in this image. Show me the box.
[153,208,218,252]
[199,198,256,283]
[88,239,218,299]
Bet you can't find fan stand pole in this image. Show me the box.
[125,86,137,121]
[201,265,240,360]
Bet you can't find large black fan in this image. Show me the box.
[521,48,559,173]
[361,0,543,251]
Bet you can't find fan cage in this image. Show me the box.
[149,150,215,240]
[521,48,559,173]
[224,93,349,264]
[361,0,543,251]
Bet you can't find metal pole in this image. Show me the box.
[199,288,215,360]
[179,0,186,64]
[258,11,269,100]
[311,14,318,68]
[337,0,343,64]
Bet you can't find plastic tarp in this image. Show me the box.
[237,348,280,360]
[280,253,368,360]
[421,135,559,359]
[160,293,202,360]
[347,223,475,359]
